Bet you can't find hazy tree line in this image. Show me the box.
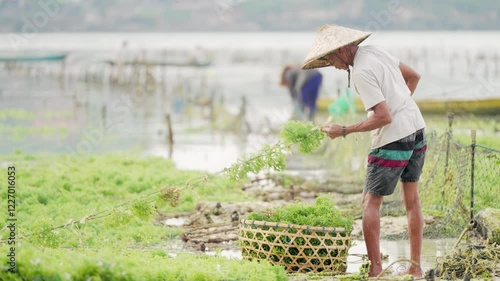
[0,0,499,32]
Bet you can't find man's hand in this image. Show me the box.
[321,124,343,139]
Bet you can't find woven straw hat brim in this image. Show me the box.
[301,25,372,70]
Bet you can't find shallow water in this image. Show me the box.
[198,238,457,274]
[348,239,456,274]
[1,32,499,166]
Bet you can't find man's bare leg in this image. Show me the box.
[401,181,424,277]
[362,191,383,277]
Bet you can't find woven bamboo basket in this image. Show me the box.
[239,219,351,274]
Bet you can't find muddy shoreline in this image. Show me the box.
[158,174,438,253]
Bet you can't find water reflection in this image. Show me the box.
[348,239,456,274]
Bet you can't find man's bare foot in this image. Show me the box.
[396,265,423,278]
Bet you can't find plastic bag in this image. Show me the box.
[327,88,356,118]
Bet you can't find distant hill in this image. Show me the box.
[0,0,499,32]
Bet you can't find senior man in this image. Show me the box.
[302,25,426,278]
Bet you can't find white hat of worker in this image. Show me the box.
[301,24,372,70]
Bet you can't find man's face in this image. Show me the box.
[325,51,348,70]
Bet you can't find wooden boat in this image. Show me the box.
[0,53,67,62]
[415,98,500,114]
[317,97,500,115]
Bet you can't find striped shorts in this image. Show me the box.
[365,129,427,196]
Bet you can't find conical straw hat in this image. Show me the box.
[302,25,372,69]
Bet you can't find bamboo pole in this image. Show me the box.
[470,129,476,221]
[165,114,174,159]
[444,112,454,176]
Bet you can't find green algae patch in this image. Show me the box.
[0,243,287,281]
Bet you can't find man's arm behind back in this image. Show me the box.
[399,62,421,96]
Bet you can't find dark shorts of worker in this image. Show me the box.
[365,129,427,196]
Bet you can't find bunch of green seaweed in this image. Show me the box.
[246,195,353,230]
[224,120,325,181]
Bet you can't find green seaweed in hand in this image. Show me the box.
[280,121,325,154]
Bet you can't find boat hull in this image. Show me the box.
[317,97,500,115]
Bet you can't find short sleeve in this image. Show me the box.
[353,71,385,111]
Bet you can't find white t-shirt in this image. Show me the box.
[352,45,426,149]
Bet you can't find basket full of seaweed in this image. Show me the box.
[239,196,353,274]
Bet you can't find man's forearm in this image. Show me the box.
[322,101,392,139]
[346,113,391,135]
